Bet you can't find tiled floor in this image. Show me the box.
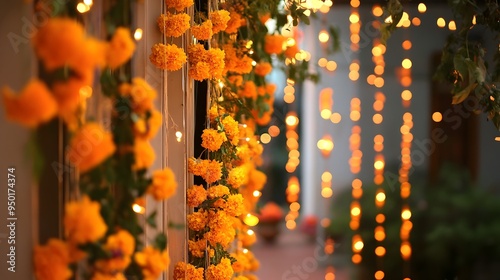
[253,226,352,279]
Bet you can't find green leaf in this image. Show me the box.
[146,210,157,228]
[452,82,476,104]
[153,233,167,251]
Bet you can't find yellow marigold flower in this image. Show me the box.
[134,246,170,280]
[207,185,230,199]
[266,83,277,96]
[70,38,107,77]
[201,128,227,151]
[192,20,213,41]
[150,43,187,71]
[188,239,212,258]
[67,122,116,173]
[34,238,72,280]
[206,48,225,80]
[173,262,204,280]
[227,166,245,189]
[95,230,135,274]
[32,17,85,70]
[264,34,286,55]
[147,168,177,201]
[165,0,194,11]
[91,272,127,280]
[158,12,190,38]
[64,196,107,244]
[240,229,257,247]
[210,10,230,33]
[227,75,243,87]
[284,44,300,59]
[188,157,202,176]
[223,194,244,216]
[187,210,208,231]
[254,62,272,76]
[2,79,57,128]
[106,27,136,69]
[130,77,157,113]
[134,109,162,140]
[205,211,235,247]
[189,61,210,81]
[201,159,223,184]
[247,169,267,191]
[187,185,207,207]
[52,78,86,118]
[206,257,234,280]
[221,115,239,145]
[223,44,252,74]
[133,139,155,170]
[234,55,253,74]
[148,168,177,201]
[225,11,243,34]
[238,81,257,99]
[208,104,224,122]
[231,251,250,273]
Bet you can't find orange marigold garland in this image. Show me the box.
[149,43,187,71]
[157,13,191,38]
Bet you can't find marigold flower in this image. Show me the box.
[201,128,227,151]
[70,38,107,77]
[240,228,257,247]
[106,27,136,69]
[158,13,190,38]
[206,48,225,80]
[266,83,277,96]
[206,257,234,280]
[223,194,244,216]
[210,10,231,33]
[223,44,253,74]
[227,75,243,87]
[227,166,246,189]
[173,262,204,280]
[2,79,57,128]
[67,122,116,173]
[264,34,286,55]
[208,104,225,122]
[188,239,212,258]
[201,159,223,184]
[148,168,177,201]
[52,78,86,118]
[134,246,170,280]
[238,81,257,99]
[225,11,243,34]
[254,62,272,76]
[207,185,230,199]
[231,251,250,273]
[189,61,211,81]
[150,43,187,71]
[221,115,239,145]
[165,0,194,11]
[247,169,267,191]
[284,44,300,59]
[34,238,72,280]
[134,109,162,140]
[64,196,107,244]
[192,20,213,41]
[233,276,250,280]
[91,272,127,280]
[130,77,157,113]
[187,210,208,231]
[32,17,85,70]
[205,211,235,247]
[187,185,207,207]
[95,230,135,274]
[133,139,155,170]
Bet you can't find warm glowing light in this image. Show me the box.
[375,246,386,257]
[373,114,383,124]
[321,188,333,198]
[374,65,384,75]
[401,90,412,101]
[432,112,443,122]
[352,179,362,189]
[376,214,385,223]
[375,270,385,280]
[448,20,457,30]
[350,0,360,8]
[376,192,386,203]
[402,40,412,50]
[495,137,500,142]
[321,218,331,228]
[134,28,143,40]
[268,125,280,137]
[349,71,360,81]
[252,190,262,198]
[286,114,299,127]
[374,227,386,241]
[402,58,412,69]
[317,135,334,157]
[132,203,145,214]
[401,209,412,220]
[318,58,328,67]
[437,17,446,28]
[84,0,93,5]
[260,133,271,144]
[284,94,295,103]
[322,171,333,182]
[374,77,384,88]
[372,5,383,17]
[401,242,412,259]
[326,61,337,71]
[319,30,330,43]
[418,3,427,13]
[290,202,300,212]
[349,13,360,24]
[175,131,183,142]
[350,111,361,122]
[352,254,362,264]
[77,3,91,13]
[79,86,93,98]
[330,112,342,124]
[243,213,259,226]
[472,15,476,25]
[353,240,364,251]
[372,46,382,56]
[350,62,360,72]
[412,17,421,26]
[351,207,361,216]
[286,220,297,230]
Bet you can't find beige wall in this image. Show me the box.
[0,2,36,279]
